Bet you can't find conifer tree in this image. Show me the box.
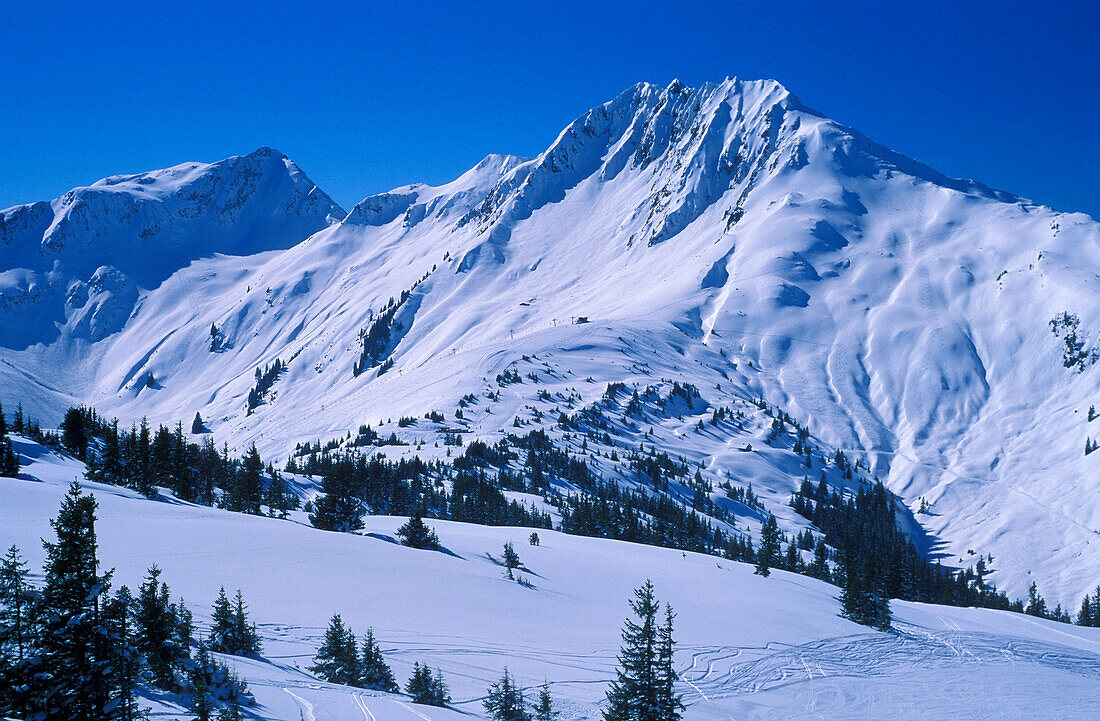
[0,544,32,666]
[188,641,217,721]
[397,507,440,550]
[232,590,261,655]
[359,627,399,692]
[310,614,360,685]
[755,515,780,577]
[603,580,680,721]
[484,667,530,721]
[429,667,451,706]
[840,556,891,630]
[210,588,235,653]
[655,605,683,721]
[192,412,205,434]
[406,663,450,706]
[35,482,118,719]
[104,585,146,721]
[810,538,830,580]
[502,541,521,579]
[0,544,36,716]
[135,565,189,690]
[534,682,557,721]
[0,402,19,478]
[406,662,433,704]
[309,468,364,531]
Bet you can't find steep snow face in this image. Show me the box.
[0,147,344,349]
[1,79,1098,606]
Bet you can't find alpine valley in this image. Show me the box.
[1,78,1098,720]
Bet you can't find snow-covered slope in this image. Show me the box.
[1,78,1098,606]
[3,438,1098,721]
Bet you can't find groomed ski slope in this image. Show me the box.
[3,436,1098,720]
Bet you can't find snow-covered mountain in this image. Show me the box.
[0,146,343,349]
[1,78,1098,607]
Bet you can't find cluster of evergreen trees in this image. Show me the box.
[483,669,557,721]
[310,614,399,692]
[18,396,1100,632]
[1075,587,1100,627]
[352,289,412,377]
[57,406,298,516]
[0,483,252,720]
[246,358,284,414]
[405,663,451,706]
[790,476,1032,628]
[0,402,20,477]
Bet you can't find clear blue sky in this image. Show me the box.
[2,1,1097,217]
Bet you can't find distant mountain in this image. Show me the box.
[0,146,343,348]
[1,79,1097,606]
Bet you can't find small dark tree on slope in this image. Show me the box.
[397,508,440,550]
[406,663,450,706]
[310,614,359,686]
[502,541,521,579]
[755,515,780,577]
[360,627,399,692]
[485,667,530,721]
[534,682,557,721]
[209,588,261,656]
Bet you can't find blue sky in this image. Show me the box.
[1,1,1097,217]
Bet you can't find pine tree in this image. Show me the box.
[0,402,19,478]
[210,588,236,654]
[840,556,891,630]
[405,662,433,704]
[232,590,261,655]
[429,667,451,706]
[396,507,440,550]
[359,627,399,692]
[0,544,36,716]
[755,515,780,577]
[60,407,90,460]
[103,586,146,721]
[35,482,118,719]
[192,412,204,434]
[484,667,530,721]
[1025,582,1048,618]
[502,541,521,579]
[226,445,264,515]
[310,614,360,686]
[603,580,665,721]
[655,605,683,721]
[534,682,557,721]
[406,663,449,706]
[309,467,364,532]
[188,641,217,721]
[135,565,188,690]
[0,544,32,665]
[809,537,830,580]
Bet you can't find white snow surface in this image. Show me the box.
[2,437,1099,720]
[1,78,1099,607]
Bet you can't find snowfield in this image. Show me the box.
[1,78,1098,608]
[2,437,1098,720]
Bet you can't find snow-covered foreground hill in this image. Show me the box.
[3,438,1099,721]
[2,78,1098,608]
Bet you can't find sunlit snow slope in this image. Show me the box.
[2,438,1099,721]
[1,79,1098,606]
